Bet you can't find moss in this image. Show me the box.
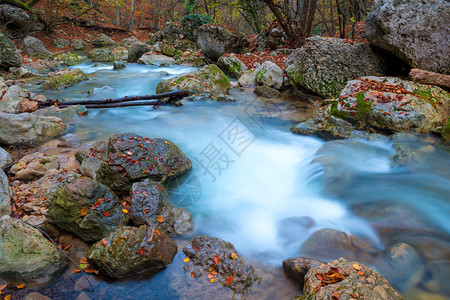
[442,119,450,141]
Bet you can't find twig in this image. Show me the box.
[44,62,57,72]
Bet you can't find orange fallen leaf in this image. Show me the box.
[157,215,164,223]
[103,211,111,217]
[84,268,99,274]
[230,253,238,260]
[72,268,82,274]
[136,248,146,255]
[155,228,161,236]
[357,271,365,276]
[183,257,190,263]
[352,263,361,271]
[101,239,108,246]
[209,278,215,283]
[80,207,88,216]
[225,275,233,285]
[0,284,7,292]
[122,209,128,214]
[207,274,214,279]
[63,243,72,250]
[143,208,150,214]
[5,295,11,300]
[80,257,89,264]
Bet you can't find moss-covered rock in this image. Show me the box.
[88,48,119,62]
[156,64,230,95]
[87,224,177,278]
[42,68,88,90]
[217,55,248,79]
[56,52,80,66]
[160,42,183,59]
[0,215,67,285]
[95,133,192,195]
[0,32,21,68]
[48,177,129,242]
[441,119,450,142]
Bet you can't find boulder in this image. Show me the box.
[92,33,116,47]
[87,48,119,62]
[255,60,284,90]
[0,4,44,32]
[87,224,178,277]
[32,105,88,124]
[129,179,193,235]
[111,47,128,61]
[156,64,230,95]
[238,69,257,87]
[95,133,192,195]
[47,177,129,242]
[197,24,250,61]
[23,292,52,300]
[52,38,70,49]
[0,85,33,113]
[0,112,65,147]
[71,39,84,50]
[180,14,214,42]
[0,147,12,168]
[9,152,59,181]
[366,0,450,74]
[254,85,280,98]
[316,77,450,134]
[0,215,67,285]
[158,42,183,58]
[56,52,80,66]
[42,68,88,90]
[9,66,34,79]
[0,169,10,217]
[113,61,126,70]
[127,42,152,63]
[119,36,140,47]
[23,36,53,59]
[217,55,248,79]
[0,33,21,68]
[284,36,386,97]
[138,52,175,65]
[150,24,184,44]
[183,235,259,294]
[282,257,322,288]
[303,257,404,299]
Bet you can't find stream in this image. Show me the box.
[19,60,450,299]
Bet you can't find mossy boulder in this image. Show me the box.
[316,77,449,134]
[88,48,119,62]
[42,68,88,90]
[0,32,21,68]
[156,64,230,95]
[217,55,248,79]
[0,215,67,285]
[255,60,284,90]
[95,133,192,195]
[87,224,178,278]
[441,119,450,142]
[56,52,80,66]
[48,177,129,242]
[160,42,183,59]
[284,36,386,97]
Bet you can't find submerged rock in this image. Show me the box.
[48,177,129,242]
[95,133,192,195]
[0,112,65,147]
[42,68,88,90]
[182,235,259,294]
[285,36,385,97]
[254,85,280,98]
[127,42,152,63]
[156,64,230,95]
[303,257,404,299]
[87,224,177,277]
[0,215,67,285]
[129,179,193,235]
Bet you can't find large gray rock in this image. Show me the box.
[197,24,250,61]
[127,42,152,63]
[0,33,21,68]
[255,60,284,90]
[0,112,65,147]
[0,4,44,32]
[9,152,59,181]
[0,215,67,285]
[42,68,88,90]
[138,52,174,65]
[87,224,178,278]
[48,177,129,242]
[282,257,322,288]
[71,39,84,50]
[0,147,12,168]
[23,36,53,59]
[0,169,10,217]
[285,36,386,97]
[217,54,248,79]
[366,0,450,75]
[87,48,119,62]
[0,85,45,113]
[119,36,140,47]
[303,257,404,299]
[92,33,116,47]
[52,38,70,49]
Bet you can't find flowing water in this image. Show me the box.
[16,61,450,299]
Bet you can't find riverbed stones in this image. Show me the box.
[42,68,88,90]
[138,52,175,65]
[182,235,259,294]
[71,39,84,50]
[23,36,53,59]
[0,112,65,147]
[197,24,250,61]
[284,36,386,97]
[56,52,80,66]
[156,64,230,95]
[0,32,21,69]
[9,152,59,181]
[127,42,152,63]
[217,55,248,79]
[87,48,118,62]
[92,33,116,47]
[48,177,129,242]
[366,0,449,75]
[0,85,46,114]
[87,224,178,277]
[96,133,192,195]
[52,38,70,49]
[254,85,280,98]
[303,257,404,299]
[129,179,193,235]
[0,215,67,285]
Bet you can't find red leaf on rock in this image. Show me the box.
[225,276,233,285]
[103,211,111,217]
[136,248,146,255]
[214,254,220,265]
[331,291,341,300]
[101,239,108,246]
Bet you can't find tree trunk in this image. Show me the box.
[262,0,293,38]
[409,69,450,91]
[298,0,317,37]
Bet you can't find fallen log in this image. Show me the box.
[82,100,162,109]
[38,90,188,108]
[409,69,450,91]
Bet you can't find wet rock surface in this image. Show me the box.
[42,68,88,90]
[283,257,322,288]
[182,235,260,294]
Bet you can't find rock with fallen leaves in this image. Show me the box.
[156,64,230,95]
[197,24,250,61]
[0,85,45,114]
[0,112,65,147]
[42,68,88,90]
[9,152,59,181]
[303,257,404,300]
[87,224,177,277]
[0,215,67,285]
[285,36,386,97]
[48,177,128,242]
[95,133,192,195]
[316,77,450,134]
[129,179,193,235]
[182,235,259,294]
[56,52,80,66]
[217,54,248,79]
[283,257,323,288]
